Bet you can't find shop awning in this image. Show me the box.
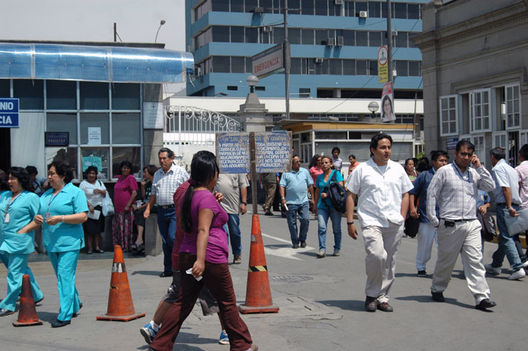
[0,43,194,83]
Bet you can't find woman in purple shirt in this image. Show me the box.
[149,151,257,351]
[112,161,138,252]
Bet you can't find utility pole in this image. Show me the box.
[387,0,393,82]
[283,0,290,120]
[114,22,117,42]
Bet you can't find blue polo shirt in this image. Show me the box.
[409,168,439,224]
[279,168,313,205]
[39,183,88,252]
[0,191,40,254]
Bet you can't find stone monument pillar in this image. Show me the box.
[238,75,271,132]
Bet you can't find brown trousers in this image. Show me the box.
[263,182,276,212]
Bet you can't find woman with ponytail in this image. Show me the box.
[149,151,257,351]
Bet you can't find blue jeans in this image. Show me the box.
[286,202,310,246]
[317,206,342,251]
[226,214,242,256]
[157,206,177,273]
[491,204,523,271]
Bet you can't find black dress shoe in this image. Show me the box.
[431,291,445,302]
[292,243,299,249]
[264,211,273,216]
[300,241,306,248]
[159,271,173,278]
[51,319,71,328]
[417,270,427,277]
[476,299,496,311]
[73,302,83,318]
[365,296,377,312]
[377,301,394,312]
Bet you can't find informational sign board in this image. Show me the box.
[446,137,459,150]
[0,98,19,128]
[381,81,396,122]
[252,44,284,78]
[82,155,103,172]
[216,133,251,174]
[87,127,101,145]
[45,132,69,146]
[377,46,388,83]
[143,102,164,129]
[255,131,291,173]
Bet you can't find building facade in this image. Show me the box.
[186,0,428,99]
[414,0,528,166]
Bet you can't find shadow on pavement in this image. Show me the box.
[396,295,475,309]
[130,270,163,276]
[316,299,365,311]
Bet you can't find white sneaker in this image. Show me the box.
[522,261,528,268]
[508,269,526,280]
[485,264,501,275]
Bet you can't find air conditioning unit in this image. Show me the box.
[334,0,344,5]
[359,11,368,18]
[263,26,272,33]
[327,37,336,46]
[336,35,344,47]
[253,7,264,14]
[314,58,323,64]
[195,67,203,77]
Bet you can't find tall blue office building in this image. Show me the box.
[186,0,427,99]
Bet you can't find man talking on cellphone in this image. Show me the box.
[426,139,497,311]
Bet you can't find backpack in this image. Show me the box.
[324,171,347,213]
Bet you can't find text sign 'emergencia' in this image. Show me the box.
[216,133,251,174]
[0,98,19,128]
[255,131,291,173]
[216,131,292,174]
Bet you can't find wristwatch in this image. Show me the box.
[347,221,354,225]
[241,201,247,205]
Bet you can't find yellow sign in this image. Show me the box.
[378,46,388,83]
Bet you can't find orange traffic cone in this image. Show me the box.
[97,245,145,322]
[12,274,43,327]
[239,214,279,314]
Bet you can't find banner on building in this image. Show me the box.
[381,82,396,122]
[377,46,388,83]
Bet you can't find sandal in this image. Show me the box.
[95,248,104,253]
[87,249,93,254]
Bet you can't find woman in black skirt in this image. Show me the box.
[79,166,107,253]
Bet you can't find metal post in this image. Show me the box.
[178,106,182,158]
[249,132,258,214]
[283,0,290,120]
[113,22,117,42]
[387,0,393,82]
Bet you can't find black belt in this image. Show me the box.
[443,218,474,222]
[496,203,519,207]
[159,204,174,209]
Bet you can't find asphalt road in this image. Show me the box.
[0,212,526,351]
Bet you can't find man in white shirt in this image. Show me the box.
[144,148,189,277]
[426,139,496,311]
[484,147,527,280]
[515,144,528,260]
[346,133,413,312]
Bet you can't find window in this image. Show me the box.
[471,135,486,163]
[80,82,108,110]
[289,28,301,44]
[212,0,229,11]
[368,1,381,18]
[505,84,520,129]
[356,31,368,46]
[111,83,140,110]
[212,56,230,72]
[439,95,458,136]
[46,80,76,110]
[395,32,408,47]
[231,27,244,42]
[301,0,314,15]
[492,132,507,149]
[231,56,245,73]
[470,90,491,132]
[301,28,314,44]
[14,80,44,110]
[212,26,230,42]
[299,88,310,97]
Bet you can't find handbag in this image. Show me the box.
[477,211,497,241]
[504,207,528,236]
[404,216,420,238]
[100,181,114,217]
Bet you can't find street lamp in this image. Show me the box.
[247,75,258,93]
[368,101,379,119]
[155,20,166,43]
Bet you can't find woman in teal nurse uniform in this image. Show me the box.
[34,161,88,328]
[0,167,44,316]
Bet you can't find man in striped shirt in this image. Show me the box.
[426,139,496,311]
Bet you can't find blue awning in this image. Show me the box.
[0,43,194,83]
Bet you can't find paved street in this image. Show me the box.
[1,212,526,351]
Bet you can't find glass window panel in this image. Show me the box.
[408,4,420,19]
[231,56,245,73]
[231,0,243,12]
[45,147,78,179]
[329,59,342,75]
[396,61,408,76]
[213,26,230,42]
[112,147,141,178]
[112,113,140,144]
[369,60,378,75]
[289,28,301,44]
[212,0,229,11]
[231,26,244,42]
[261,0,272,12]
[289,0,300,14]
[245,27,258,43]
[369,2,381,18]
[245,0,258,12]
[369,32,381,47]
[328,1,337,16]
[301,28,314,44]
[409,61,420,76]
[395,3,407,18]
[356,31,368,46]
[81,147,110,180]
[46,80,76,110]
[343,59,356,75]
[213,56,230,72]
[345,1,354,16]
[274,0,283,14]
[291,58,301,74]
[355,1,367,15]
[80,82,108,110]
[0,79,10,97]
[356,60,367,75]
[47,113,78,144]
[315,0,327,15]
[381,2,387,18]
[14,80,44,110]
[274,27,285,43]
[301,0,314,15]
[111,83,140,110]
[245,57,252,74]
[80,113,110,145]
[395,32,408,47]
[316,29,328,45]
[343,30,355,45]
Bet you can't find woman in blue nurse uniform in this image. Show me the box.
[0,167,44,316]
[34,161,88,327]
